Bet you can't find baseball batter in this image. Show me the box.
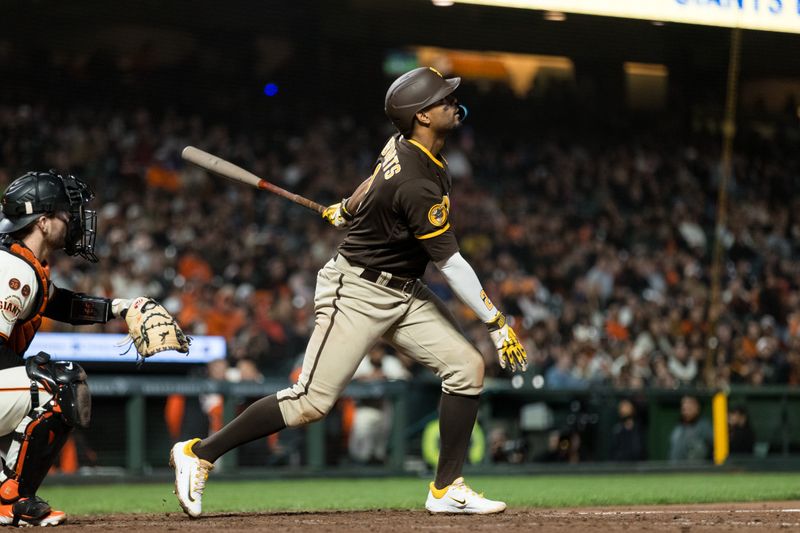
[171,67,527,516]
[0,171,183,527]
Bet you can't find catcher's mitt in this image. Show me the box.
[122,297,190,359]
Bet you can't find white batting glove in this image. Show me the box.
[321,198,354,228]
[111,298,133,319]
[486,312,528,372]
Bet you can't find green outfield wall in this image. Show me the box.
[73,376,800,477]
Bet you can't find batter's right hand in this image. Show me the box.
[486,312,528,372]
[322,199,353,228]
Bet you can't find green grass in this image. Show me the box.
[37,473,800,515]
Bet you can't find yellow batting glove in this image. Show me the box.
[321,198,354,228]
[486,312,528,372]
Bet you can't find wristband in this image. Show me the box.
[340,197,354,221]
[486,312,506,332]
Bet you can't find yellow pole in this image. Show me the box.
[706,27,742,386]
[712,392,729,465]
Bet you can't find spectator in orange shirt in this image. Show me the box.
[205,286,246,340]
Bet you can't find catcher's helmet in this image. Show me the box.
[385,67,461,136]
[0,171,98,262]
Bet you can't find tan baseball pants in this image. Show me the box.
[277,255,484,427]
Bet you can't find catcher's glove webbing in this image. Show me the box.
[121,297,190,361]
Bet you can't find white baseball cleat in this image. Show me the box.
[425,477,507,514]
[170,438,214,518]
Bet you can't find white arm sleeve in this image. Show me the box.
[434,252,499,323]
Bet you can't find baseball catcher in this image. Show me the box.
[0,170,187,527]
[171,67,526,517]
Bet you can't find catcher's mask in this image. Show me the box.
[0,170,98,262]
[385,66,464,137]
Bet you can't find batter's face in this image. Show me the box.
[417,94,462,134]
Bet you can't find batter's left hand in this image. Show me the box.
[486,312,528,372]
[322,199,353,228]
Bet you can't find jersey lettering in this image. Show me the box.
[339,134,460,278]
[380,137,395,156]
[380,138,402,180]
[383,165,401,179]
[1,242,50,355]
[0,295,21,322]
[480,290,494,311]
[382,154,399,170]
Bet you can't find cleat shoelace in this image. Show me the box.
[193,460,214,494]
[452,480,483,498]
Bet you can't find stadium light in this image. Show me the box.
[432,0,455,6]
[543,11,566,21]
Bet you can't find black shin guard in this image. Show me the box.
[435,392,480,490]
[0,412,72,503]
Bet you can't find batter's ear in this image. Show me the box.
[415,110,432,127]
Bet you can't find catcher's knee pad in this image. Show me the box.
[276,384,336,427]
[0,407,72,502]
[25,352,91,428]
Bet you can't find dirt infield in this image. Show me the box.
[50,502,800,532]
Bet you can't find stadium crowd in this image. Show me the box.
[1,102,798,392]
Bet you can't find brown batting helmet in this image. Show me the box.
[385,67,460,136]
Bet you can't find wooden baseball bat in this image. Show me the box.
[181,146,325,214]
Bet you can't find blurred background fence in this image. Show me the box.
[66,376,800,477]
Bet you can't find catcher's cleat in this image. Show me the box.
[170,438,214,518]
[0,496,67,527]
[425,477,506,514]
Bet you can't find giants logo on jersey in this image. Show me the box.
[1,295,22,323]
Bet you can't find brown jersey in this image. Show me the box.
[338,134,459,279]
